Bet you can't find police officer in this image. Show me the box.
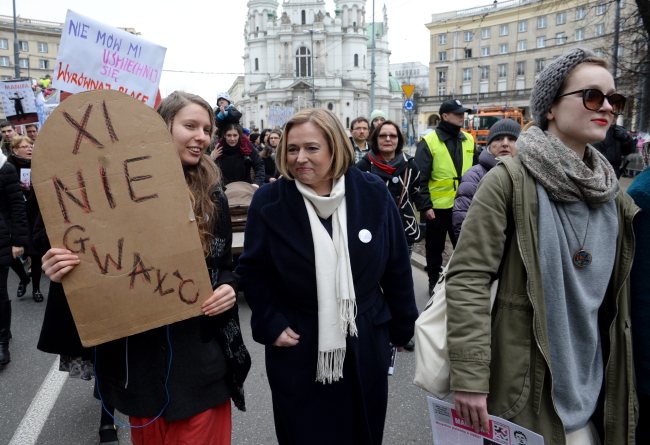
[415,99,475,293]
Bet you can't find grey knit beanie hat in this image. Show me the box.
[530,47,597,130]
[486,119,521,146]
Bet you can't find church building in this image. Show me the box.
[241,0,403,130]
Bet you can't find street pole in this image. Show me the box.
[12,0,20,78]
[310,30,316,108]
[370,0,376,112]
[612,0,621,86]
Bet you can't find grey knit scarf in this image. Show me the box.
[517,126,619,205]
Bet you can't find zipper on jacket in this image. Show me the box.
[602,205,639,441]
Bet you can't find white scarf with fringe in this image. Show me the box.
[295,176,358,384]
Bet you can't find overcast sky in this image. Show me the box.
[2,0,489,104]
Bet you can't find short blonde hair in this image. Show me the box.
[10,135,33,152]
[276,108,354,180]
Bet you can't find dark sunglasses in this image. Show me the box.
[556,88,626,115]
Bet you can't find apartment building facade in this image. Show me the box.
[419,0,639,130]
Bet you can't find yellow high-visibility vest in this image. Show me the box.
[423,130,475,209]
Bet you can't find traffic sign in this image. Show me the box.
[401,85,416,99]
[404,99,415,111]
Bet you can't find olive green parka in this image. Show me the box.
[446,156,639,444]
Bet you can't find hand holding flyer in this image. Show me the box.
[427,398,544,445]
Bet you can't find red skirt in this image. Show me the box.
[129,399,232,445]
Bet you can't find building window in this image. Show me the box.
[255,58,259,71]
[464,31,473,41]
[19,41,28,51]
[301,10,306,24]
[19,58,29,68]
[438,51,447,61]
[516,61,525,76]
[438,71,447,83]
[575,29,584,41]
[596,3,606,15]
[481,46,490,57]
[519,21,527,32]
[619,18,625,31]
[518,40,527,51]
[438,86,446,96]
[535,58,546,74]
[556,32,566,44]
[1,76,11,81]
[295,47,311,77]
[37,42,48,53]
[557,12,566,25]
[481,66,489,80]
[499,44,508,54]
[481,28,490,39]
[538,17,547,29]
[537,36,546,48]
[439,34,447,45]
[463,68,472,81]
[354,54,359,67]
[595,24,605,36]
[595,48,604,57]
[0,39,7,50]
[0,56,9,67]
[576,7,585,20]
[39,60,49,69]
[500,24,509,36]
[464,48,472,58]
[498,64,507,78]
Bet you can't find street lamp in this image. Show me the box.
[304,29,322,108]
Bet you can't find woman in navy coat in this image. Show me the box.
[236,108,418,445]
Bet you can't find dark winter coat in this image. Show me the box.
[261,155,278,183]
[217,140,265,187]
[7,155,40,256]
[0,155,28,266]
[236,167,418,444]
[628,168,650,395]
[592,124,637,178]
[451,149,500,239]
[37,189,250,419]
[355,152,430,244]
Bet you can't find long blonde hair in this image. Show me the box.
[157,91,222,256]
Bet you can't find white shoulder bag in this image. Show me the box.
[413,255,498,399]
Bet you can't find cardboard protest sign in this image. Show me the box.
[0,80,38,126]
[32,90,212,347]
[53,10,166,108]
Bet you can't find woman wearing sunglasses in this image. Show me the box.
[445,48,637,444]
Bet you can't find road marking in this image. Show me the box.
[9,356,67,445]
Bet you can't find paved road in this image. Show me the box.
[0,264,437,444]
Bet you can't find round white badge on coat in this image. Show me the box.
[392,177,399,183]
[359,229,372,243]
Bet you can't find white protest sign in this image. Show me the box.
[0,80,38,125]
[268,105,295,127]
[53,10,166,108]
[20,169,31,187]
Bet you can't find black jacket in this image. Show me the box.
[356,152,430,243]
[592,125,637,178]
[0,157,28,266]
[37,189,250,419]
[217,144,265,186]
[7,155,40,256]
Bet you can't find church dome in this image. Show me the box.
[388,74,401,93]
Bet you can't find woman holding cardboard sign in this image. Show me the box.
[236,108,418,444]
[41,91,250,445]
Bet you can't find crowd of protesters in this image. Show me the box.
[2,46,650,445]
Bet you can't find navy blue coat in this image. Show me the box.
[236,167,418,445]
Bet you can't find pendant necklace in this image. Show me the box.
[561,204,592,267]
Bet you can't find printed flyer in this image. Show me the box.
[427,398,544,445]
